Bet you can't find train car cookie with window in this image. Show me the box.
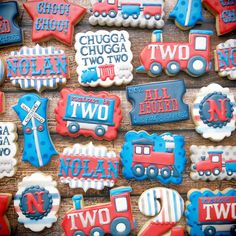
[89,0,165,29]
[55,88,122,141]
[120,131,187,185]
[62,186,136,236]
[190,145,236,181]
[186,188,236,236]
[136,30,213,77]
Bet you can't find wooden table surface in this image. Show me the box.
[0,0,235,235]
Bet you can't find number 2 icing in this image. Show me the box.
[13,93,57,168]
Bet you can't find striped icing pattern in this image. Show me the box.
[138,187,184,223]
[14,172,60,232]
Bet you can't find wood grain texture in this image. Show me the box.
[0,0,235,235]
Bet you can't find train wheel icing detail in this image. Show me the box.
[109,10,117,18]
[227,170,233,176]
[166,61,180,75]
[155,14,161,20]
[110,217,131,236]
[68,123,80,134]
[150,62,162,76]
[132,164,145,177]
[122,14,129,19]
[160,167,171,178]
[147,165,158,178]
[95,126,106,136]
[94,11,100,17]
[205,170,211,176]
[187,56,207,76]
[213,168,220,176]
[145,14,151,19]
[74,230,85,236]
[89,227,104,236]
[204,226,216,236]
[198,171,204,176]
[102,12,107,17]
[132,14,139,19]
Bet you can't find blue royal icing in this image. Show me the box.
[13,94,57,168]
[120,131,187,185]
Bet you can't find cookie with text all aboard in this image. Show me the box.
[126,80,189,125]
[186,188,236,236]
[14,172,60,232]
[169,0,203,30]
[13,93,58,168]
[136,30,213,77]
[6,44,69,92]
[58,142,120,191]
[89,0,165,29]
[23,0,86,46]
[192,83,236,142]
[120,131,187,185]
[138,187,184,236]
[0,1,23,48]
[55,88,122,141]
[202,0,236,36]
[75,30,133,87]
[190,145,236,181]
[0,193,12,236]
[214,39,236,80]
[0,122,18,179]
[62,186,136,236]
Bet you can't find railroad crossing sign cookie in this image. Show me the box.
[186,188,236,236]
[202,0,236,35]
[120,131,187,185]
[138,187,184,236]
[55,88,122,141]
[14,172,61,232]
[0,193,12,236]
[0,1,23,48]
[23,0,86,46]
[89,0,165,29]
[169,0,203,30]
[0,122,18,179]
[62,186,136,236]
[75,30,133,87]
[6,44,69,92]
[192,83,236,142]
[136,30,213,77]
[13,93,57,168]
[214,39,236,80]
[190,145,236,181]
[126,80,189,125]
[58,142,120,191]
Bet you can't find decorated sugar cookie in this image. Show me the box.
[6,45,69,92]
[14,172,60,232]
[214,39,236,80]
[75,30,133,87]
[0,92,5,114]
[138,187,184,236]
[192,83,236,141]
[120,131,187,185]
[23,0,86,46]
[136,30,213,77]
[202,0,236,35]
[62,186,136,236]
[55,88,122,141]
[0,59,5,85]
[169,0,203,30]
[13,93,57,168]
[0,1,23,47]
[89,0,165,29]
[0,193,12,236]
[190,145,236,181]
[186,188,236,236]
[0,122,18,179]
[126,80,189,125]
[58,142,120,191]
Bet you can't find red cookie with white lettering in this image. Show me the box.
[55,88,122,141]
[186,188,236,235]
[23,0,86,46]
[202,0,236,35]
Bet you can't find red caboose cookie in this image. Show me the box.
[55,88,122,141]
